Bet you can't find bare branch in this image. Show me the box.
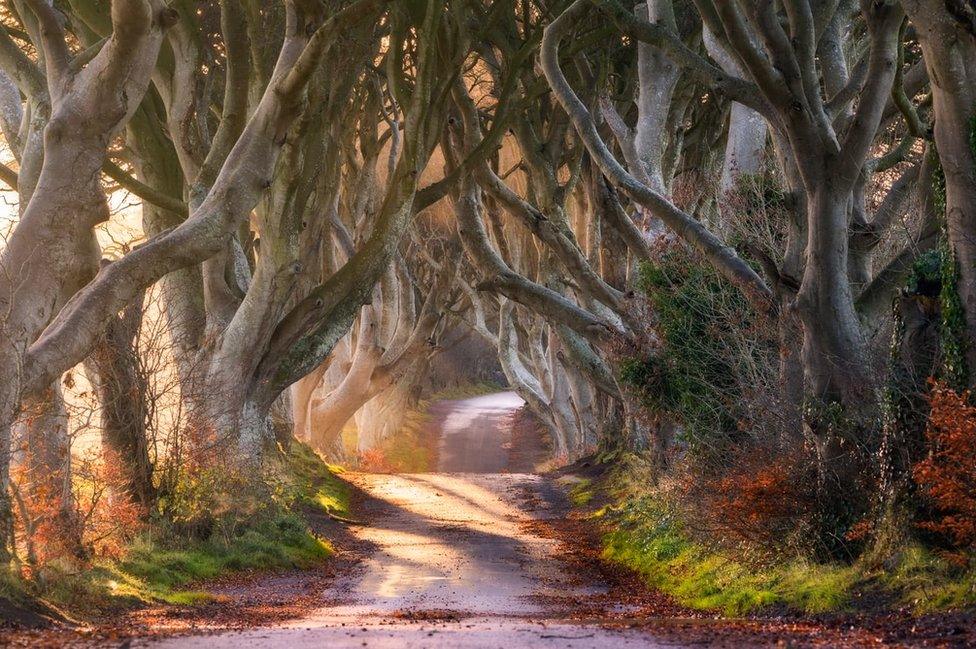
[837,1,904,183]
[542,0,775,315]
[23,0,69,91]
[101,158,188,216]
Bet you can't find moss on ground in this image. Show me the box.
[581,459,976,617]
[278,441,351,517]
[564,477,595,507]
[0,566,29,605]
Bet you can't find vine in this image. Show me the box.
[933,162,969,390]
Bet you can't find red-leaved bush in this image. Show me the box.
[913,383,976,552]
[676,443,818,552]
[358,448,391,473]
[75,448,146,560]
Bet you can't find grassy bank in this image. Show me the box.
[567,458,976,617]
[1,442,348,622]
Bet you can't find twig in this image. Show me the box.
[326,511,368,526]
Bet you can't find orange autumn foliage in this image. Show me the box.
[359,448,392,473]
[77,448,147,560]
[715,464,801,529]
[678,445,817,550]
[913,383,976,551]
[11,444,147,567]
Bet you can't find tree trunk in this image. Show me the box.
[85,300,155,510]
[778,310,805,437]
[14,385,84,562]
[269,390,295,450]
[797,186,873,408]
[309,377,374,460]
[905,1,976,382]
[634,0,680,196]
[702,27,767,196]
[878,292,940,523]
[291,363,328,443]
[0,2,167,555]
[796,183,874,516]
[355,363,425,456]
[236,402,275,461]
[0,417,11,563]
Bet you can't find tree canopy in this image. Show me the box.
[0,0,973,590]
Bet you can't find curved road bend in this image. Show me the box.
[139,392,675,648]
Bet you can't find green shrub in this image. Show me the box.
[624,249,775,452]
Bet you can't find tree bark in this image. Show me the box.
[796,185,873,406]
[84,296,155,510]
[702,27,768,195]
[904,1,976,382]
[0,0,170,555]
[13,384,83,562]
[634,0,680,196]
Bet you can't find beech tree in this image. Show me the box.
[0,0,973,569]
[538,0,951,484]
[0,0,174,562]
[304,239,459,456]
[902,1,976,380]
[0,0,470,562]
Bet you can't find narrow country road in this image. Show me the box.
[138,392,672,648]
[434,391,525,473]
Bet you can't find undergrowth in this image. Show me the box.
[360,406,436,473]
[2,441,346,620]
[584,456,976,616]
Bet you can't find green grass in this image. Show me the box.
[884,545,976,612]
[128,517,328,584]
[54,513,331,611]
[2,508,334,619]
[118,512,330,600]
[584,463,976,616]
[280,441,351,517]
[600,496,868,615]
[4,441,347,620]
